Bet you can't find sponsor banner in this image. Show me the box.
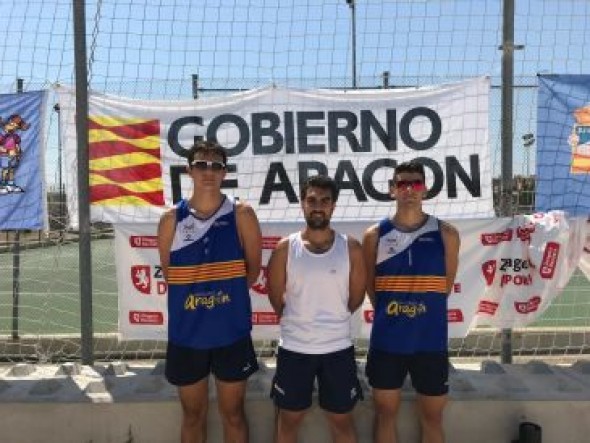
[475,212,586,328]
[536,75,590,215]
[115,225,168,339]
[57,78,493,228]
[115,213,583,341]
[0,90,48,230]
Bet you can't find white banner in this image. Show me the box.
[578,218,590,281]
[57,77,492,228]
[115,212,583,341]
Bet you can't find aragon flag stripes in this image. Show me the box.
[88,116,164,206]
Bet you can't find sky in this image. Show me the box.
[1,0,590,186]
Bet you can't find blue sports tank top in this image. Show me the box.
[166,196,251,349]
[370,215,448,354]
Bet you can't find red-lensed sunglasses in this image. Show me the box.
[389,179,426,191]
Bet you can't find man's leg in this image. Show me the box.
[178,378,209,443]
[372,388,402,443]
[416,394,447,443]
[271,347,316,443]
[317,346,362,443]
[276,408,308,443]
[411,353,449,443]
[325,411,357,443]
[216,378,249,443]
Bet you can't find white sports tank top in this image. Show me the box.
[279,231,352,354]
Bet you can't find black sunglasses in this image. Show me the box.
[191,160,226,171]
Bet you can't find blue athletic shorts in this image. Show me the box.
[271,346,363,414]
[165,335,259,386]
[366,348,449,396]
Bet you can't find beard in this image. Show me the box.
[305,212,330,230]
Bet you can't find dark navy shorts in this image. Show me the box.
[366,348,449,396]
[165,335,259,386]
[271,346,363,414]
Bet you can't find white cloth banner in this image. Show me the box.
[115,212,583,341]
[57,77,493,228]
[578,218,590,281]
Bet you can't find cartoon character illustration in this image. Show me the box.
[0,114,30,194]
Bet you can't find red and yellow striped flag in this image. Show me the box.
[88,116,164,206]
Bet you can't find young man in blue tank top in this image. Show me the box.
[158,140,262,443]
[362,161,460,443]
[267,175,367,443]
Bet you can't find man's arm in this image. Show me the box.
[441,221,461,295]
[236,201,262,288]
[266,237,289,316]
[361,224,379,308]
[157,208,177,281]
[347,236,367,313]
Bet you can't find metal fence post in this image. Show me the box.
[73,0,94,365]
[11,77,24,341]
[346,0,357,89]
[382,71,390,89]
[500,0,523,364]
[192,74,199,99]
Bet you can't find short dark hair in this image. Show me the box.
[392,161,425,183]
[187,140,227,166]
[300,175,339,202]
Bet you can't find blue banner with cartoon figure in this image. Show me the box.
[0,90,48,229]
[537,75,590,216]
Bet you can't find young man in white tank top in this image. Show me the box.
[267,175,367,443]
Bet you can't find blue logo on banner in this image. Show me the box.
[0,90,47,229]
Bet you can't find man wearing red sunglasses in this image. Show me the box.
[362,161,460,443]
[158,140,262,443]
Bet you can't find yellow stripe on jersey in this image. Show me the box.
[168,259,246,285]
[375,275,447,293]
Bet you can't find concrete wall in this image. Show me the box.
[1,360,589,442]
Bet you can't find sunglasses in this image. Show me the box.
[191,160,226,171]
[390,179,426,191]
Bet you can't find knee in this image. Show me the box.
[218,402,246,427]
[326,413,355,433]
[279,410,307,429]
[418,407,444,427]
[373,399,399,420]
[182,404,208,427]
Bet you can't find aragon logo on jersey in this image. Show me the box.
[250,267,268,295]
[481,260,497,285]
[131,265,151,294]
